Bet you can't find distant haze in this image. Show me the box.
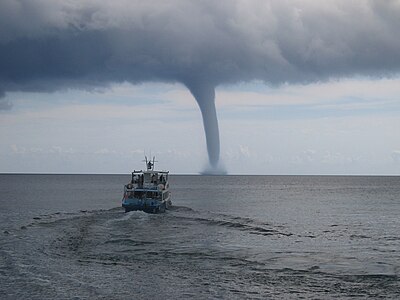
[1,0,400,173]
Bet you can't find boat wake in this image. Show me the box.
[1,206,399,299]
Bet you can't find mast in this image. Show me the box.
[144,156,157,170]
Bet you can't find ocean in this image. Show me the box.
[0,174,399,299]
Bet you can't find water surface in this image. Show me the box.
[1,175,399,299]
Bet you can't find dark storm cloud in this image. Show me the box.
[1,0,399,168]
[1,0,399,94]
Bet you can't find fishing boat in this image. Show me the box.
[122,157,171,213]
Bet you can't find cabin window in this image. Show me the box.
[132,175,140,184]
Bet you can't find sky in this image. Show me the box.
[1,0,400,175]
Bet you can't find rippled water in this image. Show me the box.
[1,175,399,299]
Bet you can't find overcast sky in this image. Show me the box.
[1,0,400,174]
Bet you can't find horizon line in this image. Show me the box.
[1,172,399,177]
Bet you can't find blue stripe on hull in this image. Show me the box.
[122,199,167,214]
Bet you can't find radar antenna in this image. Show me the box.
[143,156,157,170]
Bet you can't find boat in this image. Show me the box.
[122,157,171,213]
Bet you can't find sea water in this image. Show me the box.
[0,174,399,299]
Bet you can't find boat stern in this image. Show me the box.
[122,197,166,214]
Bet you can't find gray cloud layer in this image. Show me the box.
[1,0,400,169]
[1,0,400,94]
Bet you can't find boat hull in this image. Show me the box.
[122,197,171,214]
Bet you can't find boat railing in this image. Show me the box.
[131,170,169,174]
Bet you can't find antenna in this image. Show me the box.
[152,156,158,170]
[145,155,153,170]
[142,153,158,170]
[143,156,148,170]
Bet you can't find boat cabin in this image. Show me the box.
[131,170,169,187]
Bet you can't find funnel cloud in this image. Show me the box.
[185,81,221,170]
[1,0,400,172]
